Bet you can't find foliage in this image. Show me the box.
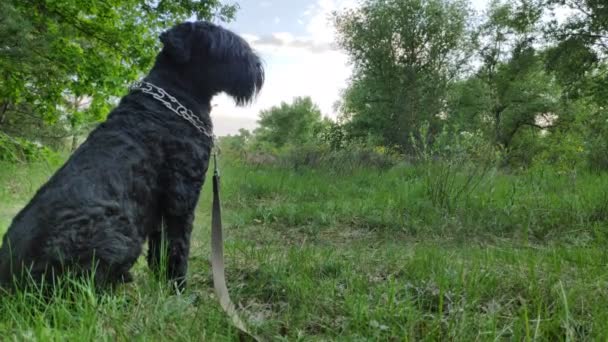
[542,0,608,170]
[316,119,348,151]
[219,128,253,157]
[329,0,606,169]
[448,52,562,167]
[0,131,58,163]
[254,97,327,149]
[446,0,608,169]
[0,0,235,154]
[477,1,560,146]
[544,0,607,79]
[410,122,498,211]
[278,144,398,174]
[334,0,474,152]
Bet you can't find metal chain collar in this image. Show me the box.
[130,80,214,139]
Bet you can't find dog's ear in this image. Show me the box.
[160,23,194,64]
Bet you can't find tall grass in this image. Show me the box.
[1,155,608,340]
[223,154,608,243]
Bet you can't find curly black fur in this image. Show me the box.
[0,21,264,289]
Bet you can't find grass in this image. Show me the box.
[1,155,608,340]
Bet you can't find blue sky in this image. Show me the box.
[225,0,316,36]
[211,0,490,135]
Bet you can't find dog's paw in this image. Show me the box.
[119,271,134,284]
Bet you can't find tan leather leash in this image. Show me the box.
[211,151,260,341]
[131,81,257,338]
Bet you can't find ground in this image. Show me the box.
[1,157,607,340]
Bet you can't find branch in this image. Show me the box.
[0,101,9,125]
[28,0,129,59]
[568,0,593,19]
[521,122,554,130]
[556,32,608,40]
[12,107,50,122]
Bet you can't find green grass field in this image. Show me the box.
[1,157,608,340]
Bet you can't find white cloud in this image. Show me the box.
[246,32,336,53]
[271,32,295,43]
[212,47,351,126]
[254,33,286,46]
[470,0,488,13]
[240,33,260,45]
[302,3,315,17]
[210,113,258,136]
[211,0,357,136]
[306,0,358,45]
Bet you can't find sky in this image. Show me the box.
[210,0,491,136]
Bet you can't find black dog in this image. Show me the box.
[0,21,264,289]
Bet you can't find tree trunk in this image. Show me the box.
[70,96,82,151]
[71,133,78,151]
[0,101,9,127]
[493,104,507,147]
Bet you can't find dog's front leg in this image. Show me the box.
[147,220,166,275]
[162,212,194,290]
[149,211,194,291]
[157,173,204,291]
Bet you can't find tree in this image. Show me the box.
[449,1,562,152]
[543,0,607,102]
[334,0,473,152]
[254,97,325,148]
[219,128,253,157]
[540,0,608,170]
[0,0,236,149]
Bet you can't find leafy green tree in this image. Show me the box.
[254,97,325,148]
[219,128,253,157]
[544,0,607,102]
[448,0,561,157]
[0,0,236,149]
[334,0,473,152]
[543,0,608,170]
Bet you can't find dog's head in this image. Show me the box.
[158,21,264,105]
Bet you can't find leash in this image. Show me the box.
[131,81,258,338]
[210,151,260,341]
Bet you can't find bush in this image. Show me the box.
[532,129,586,173]
[410,123,499,211]
[0,132,58,163]
[240,144,398,174]
[586,134,608,172]
[283,145,398,172]
[217,128,254,158]
[254,97,326,148]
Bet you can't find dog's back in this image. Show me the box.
[0,99,168,286]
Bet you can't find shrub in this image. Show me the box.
[0,132,58,163]
[411,123,499,211]
[290,145,397,172]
